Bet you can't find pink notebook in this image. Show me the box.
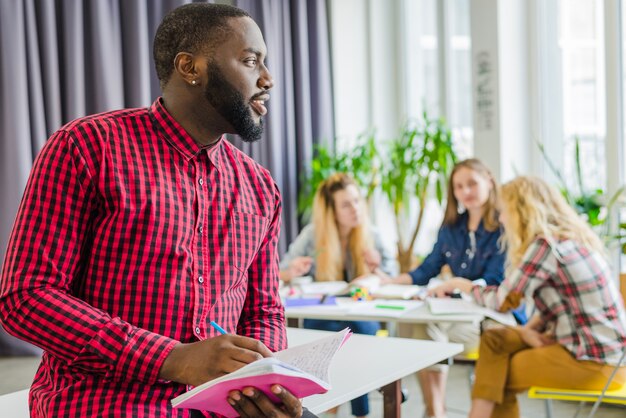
[172,328,352,417]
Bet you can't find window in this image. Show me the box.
[403,0,473,158]
[558,0,606,192]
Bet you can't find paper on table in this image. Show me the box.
[427,298,517,326]
[370,284,426,300]
[335,299,424,318]
[299,281,349,295]
[349,274,382,291]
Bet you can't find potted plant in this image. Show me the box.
[379,113,457,272]
[299,114,457,273]
[298,132,380,221]
[538,138,626,248]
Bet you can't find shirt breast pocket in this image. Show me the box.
[230,211,270,274]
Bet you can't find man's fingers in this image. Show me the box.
[242,387,283,415]
[228,335,273,358]
[229,389,264,418]
[271,385,303,417]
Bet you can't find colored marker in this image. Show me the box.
[375,304,406,310]
[210,321,228,335]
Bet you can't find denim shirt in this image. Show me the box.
[409,212,504,286]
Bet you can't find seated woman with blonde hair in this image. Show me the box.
[280,172,397,418]
[432,176,626,418]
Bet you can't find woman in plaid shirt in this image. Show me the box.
[433,176,626,418]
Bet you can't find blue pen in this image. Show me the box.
[210,321,228,335]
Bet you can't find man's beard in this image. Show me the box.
[204,62,264,143]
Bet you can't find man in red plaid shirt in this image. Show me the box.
[0,3,310,418]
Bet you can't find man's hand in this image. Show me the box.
[159,334,273,386]
[228,385,303,418]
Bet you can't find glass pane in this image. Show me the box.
[422,50,440,116]
[566,48,599,129]
[562,138,605,193]
[421,0,438,36]
[562,0,596,41]
[447,0,473,156]
[449,0,470,36]
[449,49,472,127]
[558,0,605,190]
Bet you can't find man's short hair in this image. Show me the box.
[153,3,250,86]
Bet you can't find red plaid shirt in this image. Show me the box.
[472,237,626,365]
[0,98,286,417]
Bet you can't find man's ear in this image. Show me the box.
[174,52,200,86]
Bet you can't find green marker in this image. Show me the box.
[375,304,406,310]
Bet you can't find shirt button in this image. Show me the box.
[461,262,467,269]
[198,276,204,284]
[198,225,203,234]
[465,249,471,254]
[445,251,451,257]
[195,326,201,334]
[198,178,204,186]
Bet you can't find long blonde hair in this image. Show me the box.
[312,173,373,281]
[500,176,606,268]
[443,158,499,232]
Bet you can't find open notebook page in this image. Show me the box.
[275,327,352,382]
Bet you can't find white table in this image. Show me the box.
[0,329,462,418]
[288,327,463,418]
[285,299,484,326]
[0,389,28,418]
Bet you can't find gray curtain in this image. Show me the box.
[231,0,334,252]
[0,0,334,354]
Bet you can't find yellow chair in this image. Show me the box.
[527,350,626,418]
[454,347,479,387]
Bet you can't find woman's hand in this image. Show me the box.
[363,248,382,271]
[281,256,313,282]
[517,325,555,348]
[380,273,412,285]
[428,277,474,298]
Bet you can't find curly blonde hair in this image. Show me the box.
[500,176,606,268]
[312,173,373,281]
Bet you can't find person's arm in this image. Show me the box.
[372,228,398,277]
[279,225,315,282]
[471,238,552,311]
[515,313,555,348]
[237,183,287,352]
[405,229,448,285]
[0,130,176,385]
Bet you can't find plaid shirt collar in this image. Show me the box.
[149,97,223,171]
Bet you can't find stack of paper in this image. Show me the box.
[370,284,426,300]
[299,281,350,296]
[427,298,516,326]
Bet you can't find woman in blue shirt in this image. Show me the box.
[388,158,504,418]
